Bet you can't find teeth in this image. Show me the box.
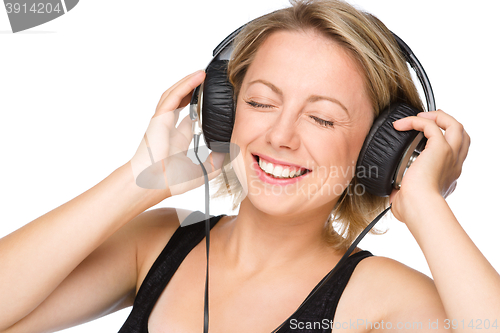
[264,161,273,174]
[272,165,283,178]
[282,168,289,177]
[257,156,306,179]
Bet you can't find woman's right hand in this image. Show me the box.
[0,70,226,333]
[129,70,225,199]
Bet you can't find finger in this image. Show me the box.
[180,152,225,177]
[156,70,203,109]
[389,188,399,204]
[166,153,223,194]
[159,85,195,113]
[444,180,457,199]
[393,116,447,147]
[457,130,471,169]
[176,114,194,143]
[417,110,464,153]
[168,131,192,157]
[207,152,226,174]
[172,106,185,127]
[192,153,224,180]
[156,71,203,115]
[155,70,205,116]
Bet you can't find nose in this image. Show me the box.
[264,108,301,151]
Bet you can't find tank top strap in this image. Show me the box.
[118,213,225,333]
[275,250,373,333]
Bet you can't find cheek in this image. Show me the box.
[231,109,245,142]
[229,105,260,194]
[230,104,267,146]
[312,126,370,186]
[230,145,249,196]
[319,137,356,182]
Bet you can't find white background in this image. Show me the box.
[1,1,499,332]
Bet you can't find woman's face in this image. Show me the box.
[230,29,374,217]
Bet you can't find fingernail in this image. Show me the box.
[392,119,402,128]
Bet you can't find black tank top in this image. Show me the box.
[118,214,373,333]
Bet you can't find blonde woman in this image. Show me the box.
[1,1,498,332]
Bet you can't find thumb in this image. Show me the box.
[177,113,195,143]
[202,152,226,181]
[207,152,226,173]
[389,188,399,204]
[167,152,226,196]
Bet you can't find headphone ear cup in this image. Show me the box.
[201,60,235,153]
[356,103,421,197]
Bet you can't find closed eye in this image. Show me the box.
[245,100,334,128]
[245,100,274,109]
[310,116,334,128]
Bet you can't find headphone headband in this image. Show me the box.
[199,24,435,112]
[391,33,435,112]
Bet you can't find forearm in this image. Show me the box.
[405,194,500,329]
[0,162,168,330]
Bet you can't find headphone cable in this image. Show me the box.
[193,133,211,333]
[270,204,392,333]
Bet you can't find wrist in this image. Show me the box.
[399,192,450,232]
[114,162,171,213]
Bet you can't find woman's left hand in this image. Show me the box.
[389,110,471,223]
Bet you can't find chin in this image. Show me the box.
[242,194,307,217]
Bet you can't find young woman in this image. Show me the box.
[1,1,498,332]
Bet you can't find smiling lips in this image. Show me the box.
[253,154,310,179]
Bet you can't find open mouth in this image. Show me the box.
[252,154,311,180]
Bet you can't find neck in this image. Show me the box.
[216,198,339,274]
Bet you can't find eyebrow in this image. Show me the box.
[247,79,349,115]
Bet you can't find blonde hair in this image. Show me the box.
[210,0,424,251]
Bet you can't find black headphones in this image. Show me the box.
[190,25,435,197]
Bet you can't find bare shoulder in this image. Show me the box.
[131,207,190,293]
[337,255,448,331]
[353,255,440,297]
[353,255,435,287]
